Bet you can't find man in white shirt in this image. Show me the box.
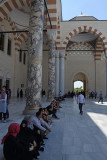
[32,111,51,133]
[77,92,85,115]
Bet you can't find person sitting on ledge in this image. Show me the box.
[46,102,60,119]
[24,115,45,152]
[32,111,51,141]
[1,123,35,160]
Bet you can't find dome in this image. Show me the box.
[69,14,98,21]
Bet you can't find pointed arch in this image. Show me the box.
[62,26,107,50]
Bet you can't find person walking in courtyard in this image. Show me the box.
[98,91,103,104]
[77,92,85,115]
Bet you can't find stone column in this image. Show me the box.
[60,50,65,96]
[55,51,59,97]
[24,0,44,114]
[47,29,57,100]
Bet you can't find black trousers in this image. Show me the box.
[79,103,83,113]
[0,112,6,120]
[98,97,103,103]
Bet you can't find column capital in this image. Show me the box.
[55,50,59,58]
[47,29,57,41]
[59,50,66,58]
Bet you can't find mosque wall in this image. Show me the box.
[60,21,107,44]
[0,1,107,98]
[0,19,27,96]
[0,20,15,95]
[56,0,62,21]
[14,42,27,96]
[64,54,106,96]
[95,60,106,96]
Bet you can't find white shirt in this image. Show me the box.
[0,94,7,113]
[32,116,50,131]
[77,94,85,104]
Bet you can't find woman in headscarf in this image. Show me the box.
[2,122,36,160]
[18,119,35,147]
[1,123,21,160]
[18,119,39,159]
[0,87,7,122]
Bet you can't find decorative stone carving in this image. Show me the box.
[55,50,60,96]
[48,41,56,99]
[47,30,57,99]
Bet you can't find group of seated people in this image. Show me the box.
[1,98,61,160]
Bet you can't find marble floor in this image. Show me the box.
[0,97,107,160]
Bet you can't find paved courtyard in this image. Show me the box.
[0,97,107,160]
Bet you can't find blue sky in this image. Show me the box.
[61,0,107,21]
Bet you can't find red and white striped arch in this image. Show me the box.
[0,0,30,22]
[2,16,28,51]
[60,26,107,51]
[0,0,58,50]
[46,0,57,29]
[0,0,30,51]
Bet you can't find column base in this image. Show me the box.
[23,106,40,115]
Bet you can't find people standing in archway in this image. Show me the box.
[85,90,88,99]
[91,91,94,99]
[95,91,97,99]
[17,88,19,98]
[77,92,85,115]
[20,89,23,98]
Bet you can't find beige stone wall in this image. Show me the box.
[64,53,106,96]
[14,41,27,96]
[60,21,107,47]
[58,19,107,96]
[56,0,62,21]
[0,19,27,96]
[96,60,106,96]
